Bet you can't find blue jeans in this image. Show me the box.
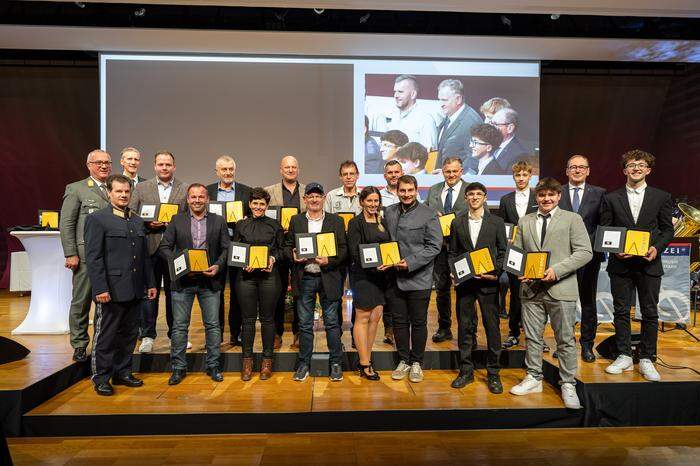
[171,285,221,370]
[297,274,343,366]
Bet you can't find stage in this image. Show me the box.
[1,289,699,438]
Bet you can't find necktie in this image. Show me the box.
[99,183,108,199]
[572,187,581,213]
[440,117,450,141]
[539,213,551,247]
[444,187,454,214]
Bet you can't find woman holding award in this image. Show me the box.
[347,186,392,380]
[233,188,284,381]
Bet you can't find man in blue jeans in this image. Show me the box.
[285,183,348,382]
[159,183,230,385]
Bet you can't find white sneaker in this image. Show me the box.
[510,374,543,395]
[186,341,193,350]
[638,358,661,381]
[391,360,411,380]
[138,337,154,354]
[560,383,582,409]
[605,354,634,374]
[408,362,424,383]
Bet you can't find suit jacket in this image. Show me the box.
[59,177,111,258]
[559,183,606,263]
[449,210,507,294]
[206,181,253,220]
[158,211,230,292]
[129,177,189,256]
[264,181,307,213]
[493,136,529,172]
[425,179,469,217]
[479,158,507,175]
[514,208,593,301]
[283,212,347,301]
[436,105,482,173]
[497,188,538,225]
[599,185,674,277]
[84,206,156,302]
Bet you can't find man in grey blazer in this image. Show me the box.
[510,178,592,410]
[60,149,112,361]
[424,157,468,343]
[435,79,483,173]
[129,151,188,352]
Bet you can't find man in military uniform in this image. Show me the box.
[59,149,112,362]
[84,174,157,396]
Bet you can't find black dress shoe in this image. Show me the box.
[94,382,114,396]
[72,347,88,362]
[229,336,242,347]
[451,372,474,389]
[581,346,596,363]
[112,374,144,387]
[168,369,187,385]
[432,328,453,343]
[206,367,224,382]
[498,309,508,320]
[487,374,503,394]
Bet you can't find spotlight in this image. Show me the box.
[550,14,561,20]
[500,15,512,28]
[134,7,146,17]
[359,13,370,24]
[74,2,86,8]
[313,8,325,15]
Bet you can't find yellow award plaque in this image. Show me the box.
[424,150,439,173]
[188,249,210,272]
[380,241,401,266]
[280,207,298,231]
[624,230,651,256]
[337,212,355,231]
[225,201,244,223]
[439,213,456,237]
[39,211,59,228]
[523,252,549,279]
[157,203,180,223]
[316,232,337,257]
[248,246,269,269]
[470,247,495,275]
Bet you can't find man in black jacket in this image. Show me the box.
[159,183,230,385]
[285,183,348,382]
[600,150,674,381]
[558,154,606,362]
[449,182,507,393]
[84,174,157,396]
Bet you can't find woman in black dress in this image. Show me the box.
[347,186,391,380]
[233,187,284,381]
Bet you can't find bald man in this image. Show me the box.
[386,74,438,151]
[265,156,307,348]
[60,149,113,361]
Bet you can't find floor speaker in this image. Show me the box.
[0,336,30,365]
[595,333,642,363]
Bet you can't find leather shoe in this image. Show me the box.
[94,382,114,396]
[451,372,474,389]
[73,347,88,362]
[432,328,453,343]
[581,346,596,363]
[206,367,224,382]
[112,374,143,387]
[168,369,187,385]
[487,374,503,394]
[229,336,242,347]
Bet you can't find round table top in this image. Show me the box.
[10,230,61,237]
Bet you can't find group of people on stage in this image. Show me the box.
[60,144,673,410]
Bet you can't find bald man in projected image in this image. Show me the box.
[387,75,438,151]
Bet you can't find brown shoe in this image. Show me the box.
[273,335,282,350]
[260,358,273,380]
[241,357,253,381]
[291,333,300,349]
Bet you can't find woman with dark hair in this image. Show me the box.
[233,187,284,381]
[347,186,391,380]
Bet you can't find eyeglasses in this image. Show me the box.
[625,163,649,169]
[89,161,112,166]
[567,165,589,171]
[469,139,489,147]
[466,192,485,198]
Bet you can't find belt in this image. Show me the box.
[303,271,322,277]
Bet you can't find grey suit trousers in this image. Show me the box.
[70,245,93,349]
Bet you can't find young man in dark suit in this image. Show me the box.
[284,183,348,382]
[558,154,606,362]
[600,150,674,381]
[449,182,507,393]
[497,160,539,350]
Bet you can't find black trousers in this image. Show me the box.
[456,285,502,376]
[386,283,431,365]
[140,254,172,339]
[578,259,602,348]
[275,259,299,336]
[433,246,453,330]
[238,271,280,358]
[218,267,242,341]
[610,271,661,360]
[506,273,522,338]
[92,298,141,385]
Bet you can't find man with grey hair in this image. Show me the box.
[436,79,483,173]
[120,147,145,185]
[490,107,530,172]
[59,149,113,361]
[386,74,437,151]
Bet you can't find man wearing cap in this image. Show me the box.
[284,182,348,382]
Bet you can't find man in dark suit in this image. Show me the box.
[449,182,507,393]
[284,183,347,382]
[600,150,674,381]
[205,155,252,346]
[436,79,483,173]
[425,157,468,342]
[159,183,230,385]
[490,108,530,173]
[84,174,157,396]
[498,160,539,350]
[558,154,606,362]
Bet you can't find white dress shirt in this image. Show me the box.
[468,210,484,247]
[440,180,463,210]
[626,182,647,223]
[304,212,325,273]
[536,207,559,245]
[515,188,530,219]
[157,179,174,203]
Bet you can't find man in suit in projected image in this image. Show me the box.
[435,79,483,173]
[490,107,531,173]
